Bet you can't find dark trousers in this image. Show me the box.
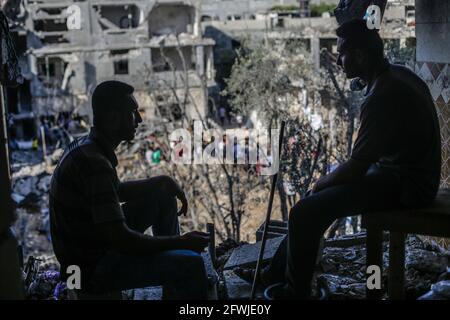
[269,166,405,298]
[88,184,208,299]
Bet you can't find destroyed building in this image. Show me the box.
[6,0,217,141]
[1,0,450,301]
[204,0,416,89]
[200,0,302,22]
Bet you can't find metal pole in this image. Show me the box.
[251,120,286,299]
[0,85,14,232]
[207,223,216,267]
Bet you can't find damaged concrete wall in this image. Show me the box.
[26,1,92,48]
[14,0,217,136]
[151,47,195,72]
[134,86,207,121]
[148,3,195,36]
[415,0,450,187]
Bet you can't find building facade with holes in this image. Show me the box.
[6,0,217,140]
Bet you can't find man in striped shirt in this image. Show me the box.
[50,81,210,298]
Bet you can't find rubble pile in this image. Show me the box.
[216,233,450,300]
[216,238,249,270]
[115,123,170,181]
[317,234,450,299]
[419,279,450,300]
[26,270,65,300]
[10,150,61,263]
[8,149,450,300]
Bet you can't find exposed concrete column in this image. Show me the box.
[28,54,38,76]
[415,0,450,186]
[311,36,320,70]
[196,45,205,77]
[399,37,406,49]
[194,4,201,37]
[27,53,41,137]
[206,46,214,80]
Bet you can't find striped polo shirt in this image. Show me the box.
[49,127,125,280]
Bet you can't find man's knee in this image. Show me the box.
[187,251,206,271]
[164,250,207,299]
[175,250,207,278]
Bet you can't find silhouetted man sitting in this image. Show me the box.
[50,81,210,299]
[237,19,441,299]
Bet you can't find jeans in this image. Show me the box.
[88,185,208,299]
[269,166,406,298]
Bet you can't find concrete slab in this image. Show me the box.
[202,251,219,283]
[223,270,252,300]
[255,220,288,241]
[223,270,266,300]
[202,251,219,300]
[224,235,285,270]
[129,286,163,300]
[416,22,450,64]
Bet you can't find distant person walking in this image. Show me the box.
[218,106,226,126]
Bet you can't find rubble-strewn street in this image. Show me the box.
[2,0,450,304]
[317,235,450,299]
[11,150,60,267]
[10,147,449,301]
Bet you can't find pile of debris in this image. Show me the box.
[9,147,450,300]
[11,149,62,264]
[16,230,450,300]
[214,232,450,300]
[317,235,449,299]
[115,122,172,181]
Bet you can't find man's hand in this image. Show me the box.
[161,176,188,216]
[100,221,210,256]
[180,231,210,253]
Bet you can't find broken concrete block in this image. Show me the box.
[317,274,365,299]
[11,193,25,204]
[37,175,52,193]
[224,235,285,270]
[13,176,37,196]
[406,248,448,274]
[201,251,219,300]
[431,280,450,299]
[130,286,163,300]
[202,251,217,279]
[223,270,252,300]
[255,220,288,241]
